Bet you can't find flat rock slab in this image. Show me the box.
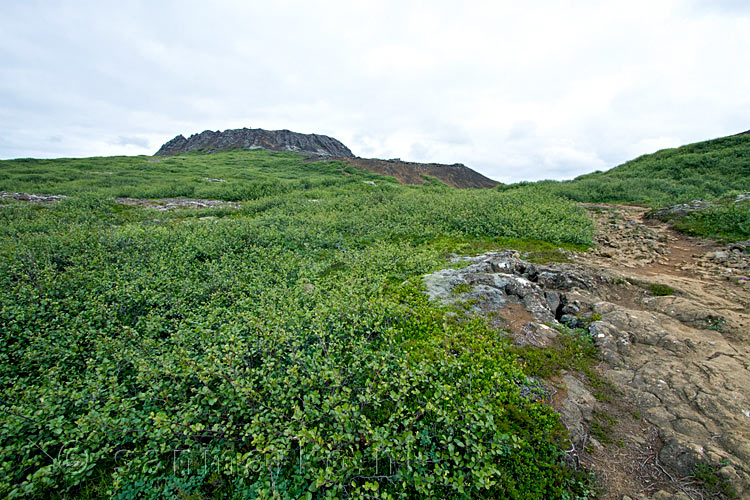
[0,191,68,203]
[115,197,241,211]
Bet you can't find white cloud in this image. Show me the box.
[113,136,150,148]
[1,1,748,181]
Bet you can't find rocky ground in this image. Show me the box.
[424,205,750,499]
[0,191,68,203]
[339,157,499,189]
[114,197,241,211]
[1,192,242,212]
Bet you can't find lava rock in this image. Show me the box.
[156,127,354,157]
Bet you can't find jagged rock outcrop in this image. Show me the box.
[155,127,355,157]
[115,197,241,211]
[422,250,599,347]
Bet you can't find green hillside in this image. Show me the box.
[521,133,750,207]
[1,133,745,497]
[499,132,750,242]
[0,150,393,201]
[0,150,595,499]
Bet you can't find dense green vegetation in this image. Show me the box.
[501,133,750,208]
[0,151,595,499]
[512,325,614,404]
[693,462,738,499]
[493,133,750,242]
[2,129,743,497]
[0,150,384,201]
[671,199,750,242]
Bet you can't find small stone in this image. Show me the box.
[562,304,580,315]
[588,437,604,452]
[544,291,560,313]
[713,251,729,260]
[652,491,691,500]
[629,434,646,445]
[560,314,581,328]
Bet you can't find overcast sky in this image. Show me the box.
[1,1,749,182]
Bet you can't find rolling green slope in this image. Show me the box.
[521,133,750,207]
[0,150,594,499]
[0,150,394,201]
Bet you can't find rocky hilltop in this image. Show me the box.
[156,127,498,189]
[156,127,354,157]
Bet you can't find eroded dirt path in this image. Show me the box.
[570,205,750,499]
[423,204,749,499]
[577,204,749,333]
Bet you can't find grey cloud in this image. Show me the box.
[507,121,538,142]
[408,142,430,161]
[1,1,748,182]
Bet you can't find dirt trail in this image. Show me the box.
[423,204,749,498]
[576,204,749,332]
[569,204,750,499]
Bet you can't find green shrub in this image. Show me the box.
[647,284,675,296]
[513,134,750,208]
[693,462,738,499]
[0,150,595,498]
[672,201,750,242]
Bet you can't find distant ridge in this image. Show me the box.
[342,157,498,189]
[156,127,499,189]
[156,127,354,157]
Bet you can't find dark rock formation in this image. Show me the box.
[155,127,355,157]
[156,127,499,189]
[645,199,713,221]
[421,249,598,345]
